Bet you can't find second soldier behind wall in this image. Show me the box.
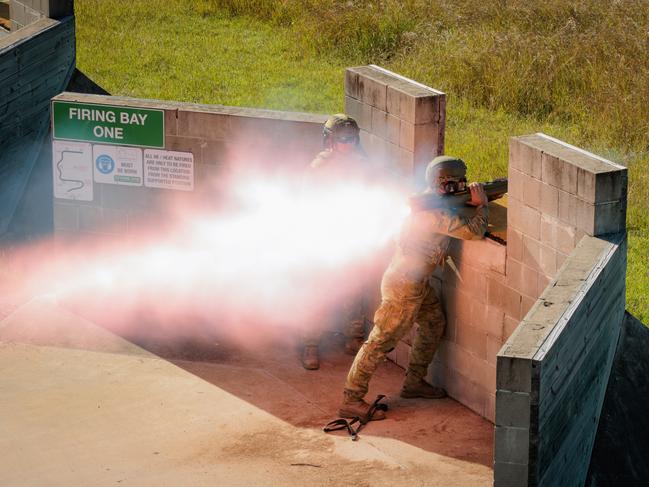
[338,156,489,420]
[301,114,373,370]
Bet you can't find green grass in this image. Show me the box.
[75,0,649,324]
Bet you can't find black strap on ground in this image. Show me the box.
[323,395,388,441]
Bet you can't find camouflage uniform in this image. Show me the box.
[303,148,373,348]
[344,202,488,401]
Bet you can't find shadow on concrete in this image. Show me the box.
[587,312,649,486]
[119,325,495,468]
[0,290,494,470]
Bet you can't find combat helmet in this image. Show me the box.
[425,156,468,193]
[323,114,360,149]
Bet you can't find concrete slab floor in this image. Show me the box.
[0,296,493,486]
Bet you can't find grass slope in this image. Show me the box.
[76,0,648,323]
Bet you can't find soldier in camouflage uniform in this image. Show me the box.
[301,114,373,370]
[339,156,489,420]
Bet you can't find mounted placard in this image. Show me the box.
[52,101,165,148]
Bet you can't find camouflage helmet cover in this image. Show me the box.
[425,155,467,187]
[323,113,360,148]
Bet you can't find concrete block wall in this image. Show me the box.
[494,134,628,485]
[344,65,445,187]
[52,93,327,238]
[9,0,72,30]
[495,233,626,487]
[507,135,627,306]
[0,17,75,237]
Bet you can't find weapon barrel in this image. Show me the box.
[409,178,508,212]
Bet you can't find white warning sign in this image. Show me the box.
[144,149,194,191]
[93,145,143,186]
[52,140,93,201]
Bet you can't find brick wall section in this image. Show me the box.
[344,65,445,187]
[10,0,72,29]
[507,134,627,318]
[0,17,75,236]
[495,233,626,486]
[51,93,327,238]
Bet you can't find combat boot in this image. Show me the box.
[301,345,319,370]
[338,397,386,421]
[400,376,447,399]
[344,320,365,355]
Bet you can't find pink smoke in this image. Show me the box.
[1,166,410,348]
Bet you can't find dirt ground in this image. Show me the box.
[0,295,494,486]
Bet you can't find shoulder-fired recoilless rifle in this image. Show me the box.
[409,178,508,212]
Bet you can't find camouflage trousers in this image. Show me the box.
[344,274,446,401]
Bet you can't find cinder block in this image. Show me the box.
[577,165,628,204]
[485,363,497,391]
[555,220,578,255]
[177,110,232,140]
[386,114,400,145]
[495,425,530,464]
[481,304,505,339]
[508,198,541,240]
[542,152,578,193]
[488,276,508,309]
[485,392,496,423]
[507,167,524,201]
[344,95,362,126]
[556,251,568,270]
[358,75,388,111]
[522,235,541,270]
[497,356,532,392]
[558,189,578,227]
[445,368,487,416]
[387,84,441,124]
[53,204,78,232]
[487,334,504,365]
[344,69,361,99]
[496,390,531,428]
[538,243,556,277]
[370,106,388,139]
[506,258,523,290]
[446,341,482,382]
[494,462,529,487]
[454,289,473,329]
[398,147,414,177]
[576,198,627,236]
[385,141,400,171]
[201,139,228,166]
[521,295,535,318]
[521,264,538,298]
[505,286,523,321]
[540,181,559,218]
[537,273,552,296]
[504,315,520,339]
[507,228,524,262]
[367,133,388,162]
[10,2,26,27]
[509,137,542,179]
[102,208,128,234]
[399,120,415,151]
[78,205,103,233]
[522,172,541,209]
[456,324,487,359]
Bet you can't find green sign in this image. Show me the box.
[52,100,165,148]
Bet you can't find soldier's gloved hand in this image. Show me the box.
[467,182,488,207]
